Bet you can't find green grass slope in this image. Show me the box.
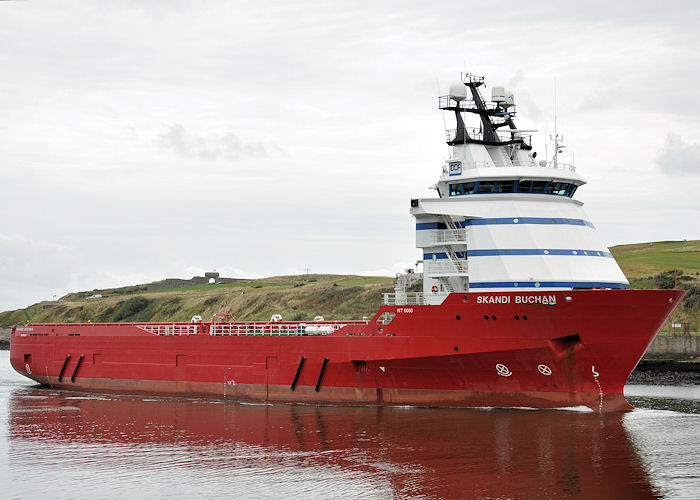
[611,240,699,332]
[610,240,700,279]
[0,275,395,328]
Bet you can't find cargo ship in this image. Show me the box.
[10,73,684,411]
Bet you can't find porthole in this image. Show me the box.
[454,346,459,352]
[456,315,461,320]
[491,315,497,320]
[523,315,528,320]
[514,315,520,320]
[513,218,519,223]
[543,250,550,255]
[535,282,540,287]
[484,315,489,320]
[462,297,469,303]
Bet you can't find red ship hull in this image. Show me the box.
[9,289,684,412]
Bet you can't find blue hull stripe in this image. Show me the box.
[416,217,595,230]
[468,281,629,289]
[424,249,613,259]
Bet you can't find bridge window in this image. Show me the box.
[531,181,547,193]
[496,180,515,193]
[448,179,578,197]
[547,182,569,195]
[476,181,495,193]
[449,182,476,196]
[518,180,532,193]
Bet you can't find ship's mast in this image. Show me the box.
[549,85,565,168]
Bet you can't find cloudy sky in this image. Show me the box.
[1,0,699,311]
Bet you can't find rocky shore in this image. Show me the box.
[0,328,9,350]
[627,360,700,386]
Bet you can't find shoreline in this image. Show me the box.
[627,359,700,386]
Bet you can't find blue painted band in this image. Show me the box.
[416,217,595,230]
[424,249,613,259]
[468,281,629,289]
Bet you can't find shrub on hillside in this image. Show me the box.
[652,270,691,289]
[683,286,700,310]
[114,296,149,321]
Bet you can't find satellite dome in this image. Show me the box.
[449,82,468,101]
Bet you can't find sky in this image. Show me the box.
[1,0,699,312]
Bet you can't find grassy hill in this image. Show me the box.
[1,240,698,335]
[610,240,700,279]
[611,240,699,332]
[0,275,395,328]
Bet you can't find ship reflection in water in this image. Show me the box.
[7,386,699,499]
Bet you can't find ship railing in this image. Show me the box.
[438,96,503,112]
[383,292,427,305]
[424,260,468,275]
[433,228,467,244]
[136,324,199,336]
[446,128,530,146]
[208,322,349,337]
[444,158,575,172]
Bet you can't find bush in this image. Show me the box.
[651,270,691,289]
[682,286,700,310]
[114,296,149,321]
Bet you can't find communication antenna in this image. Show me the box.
[436,77,450,157]
[549,82,565,168]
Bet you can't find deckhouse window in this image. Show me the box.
[518,180,532,193]
[497,181,515,193]
[547,182,568,196]
[448,179,577,197]
[531,181,547,193]
[476,181,495,193]
[449,182,476,196]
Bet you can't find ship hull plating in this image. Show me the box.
[10,290,683,412]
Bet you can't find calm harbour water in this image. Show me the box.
[0,351,698,500]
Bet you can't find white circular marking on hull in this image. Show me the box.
[496,363,512,377]
[537,364,552,376]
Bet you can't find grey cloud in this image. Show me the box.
[154,123,266,161]
[656,134,700,174]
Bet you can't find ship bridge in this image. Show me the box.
[390,73,628,306]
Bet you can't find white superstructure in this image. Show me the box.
[392,73,628,306]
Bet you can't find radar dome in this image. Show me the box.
[449,82,468,101]
[491,86,506,103]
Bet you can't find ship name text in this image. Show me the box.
[476,295,557,305]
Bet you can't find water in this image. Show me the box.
[1,351,698,499]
